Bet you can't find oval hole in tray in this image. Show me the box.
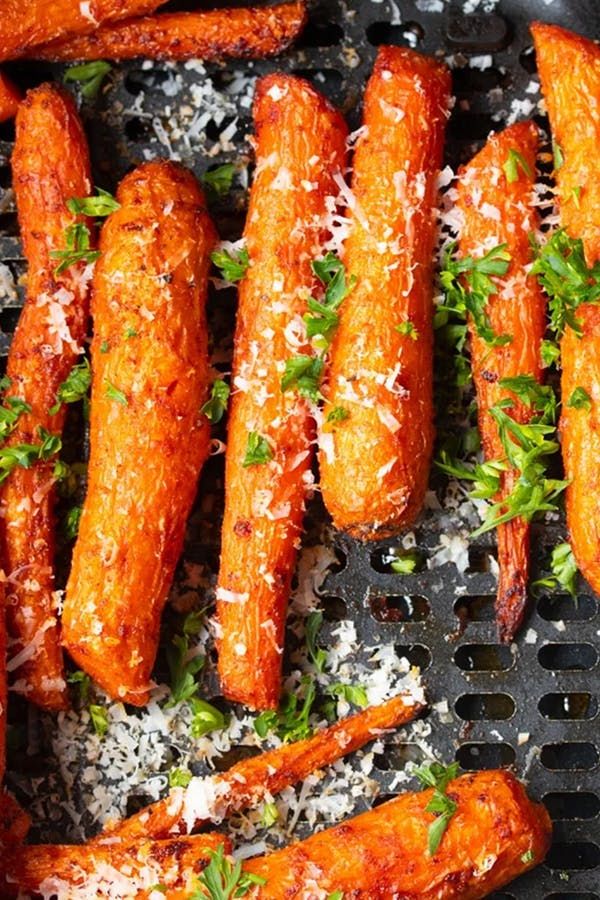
[454,594,495,623]
[394,643,432,670]
[540,742,599,772]
[297,19,344,48]
[537,594,597,622]
[538,692,597,720]
[538,643,598,671]
[370,594,430,624]
[545,842,600,870]
[456,742,515,770]
[366,21,424,46]
[546,895,599,900]
[544,792,600,821]
[321,595,348,622]
[454,692,515,721]
[454,643,514,672]
[374,742,425,771]
[465,546,497,574]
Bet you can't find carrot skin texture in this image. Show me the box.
[62,160,216,705]
[0,0,165,62]
[532,22,600,594]
[30,2,307,62]
[2,833,229,898]
[244,771,551,898]
[102,692,423,840]
[3,85,93,710]
[216,74,348,711]
[319,46,451,539]
[457,121,545,642]
[0,70,20,122]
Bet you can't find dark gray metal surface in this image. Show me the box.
[1,1,599,896]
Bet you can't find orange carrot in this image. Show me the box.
[30,2,307,62]
[319,46,451,539]
[532,22,600,595]
[3,85,93,710]
[103,692,423,840]
[62,160,216,705]
[456,121,546,641]
[0,69,20,123]
[216,74,348,710]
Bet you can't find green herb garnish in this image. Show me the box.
[567,386,592,411]
[201,379,230,424]
[211,246,249,283]
[67,187,120,218]
[414,760,460,856]
[191,844,266,900]
[325,682,368,708]
[281,355,324,402]
[64,61,112,99]
[305,610,327,673]
[50,222,100,275]
[304,251,356,344]
[254,676,316,743]
[50,358,91,415]
[202,164,236,198]
[104,380,128,406]
[503,148,532,183]
[168,767,193,788]
[533,542,578,598]
[326,406,349,424]
[242,431,273,467]
[395,320,419,340]
[531,229,600,337]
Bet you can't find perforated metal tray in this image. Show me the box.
[1,1,599,897]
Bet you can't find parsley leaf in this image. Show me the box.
[553,141,564,171]
[533,542,578,598]
[540,338,560,368]
[192,844,266,899]
[414,760,460,856]
[439,242,512,347]
[242,431,273,467]
[503,148,532,183]
[64,505,82,540]
[50,222,100,275]
[211,246,249,283]
[201,379,230,424]
[326,682,368,708]
[67,187,120,218]
[390,549,422,574]
[521,849,535,864]
[260,801,279,828]
[326,406,349,424]
[168,767,192,788]
[0,427,62,485]
[165,609,206,708]
[305,611,327,673]
[327,893,344,900]
[304,252,356,344]
[89,704,109,738]
[104,379,128,406]
[64,61,112,99]
[190,698,227,739]
[67,669,91,704]
[281,355,324,402]
[0,396,31,441]
[254,676,316,743]
[49,358,91,415]
[531,229,600,337]
[202,164,236,198]
[567,386,592,411]
[395,320,419,340]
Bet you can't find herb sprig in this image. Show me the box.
[201,379,230,424]
[211,246,249,283]
[49,358,91,415]
[191,844,266,900]
[64,61,112,99]
[533,542,578,598]
[254,675,316,743]
[414,761,460,855]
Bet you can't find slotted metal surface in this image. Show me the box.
[1,1,599,897]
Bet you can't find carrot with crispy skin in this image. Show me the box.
[103,691,424,840]
[62,160,216,705]
[319,46,451,539]
[2,85,93,710]
[0,70,20,123]
[244,771,551,897]
[216,74,348,711]
[532,22,600,596]
[0,0,165,62]
[456,122,545,641]
[1,833,229,898]
[30,2,306,63]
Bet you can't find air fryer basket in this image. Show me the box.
[0,1,599,896]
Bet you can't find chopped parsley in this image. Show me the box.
[64,504,82,540]
[67,187,120,218]
[305,610,327,673]
[390,548,422,574]
[0,427,62,485]
[202,164,236,198]
[521,849,535,864]
[439,243,512,347]
[0,396,31,441]
[191,844,266,899]
[326,405,349,424]
[49,358,91,415]
[100,340,109,354]
[395,320,419,340]
[325,682,368,708]
[124,327,138,339]
[254,676,316,743]
[304,251,356,345]
[166,609,206,708]
[531,229,600,337]
[327,893,344,900]
[201,379,230,424]
[503,148,532,183]
[567,386,592,410]
[50,222,100,275]
[168,767,192,788]
[190,698,227,739]
[89,704,109,738]
[242,431,273,467]
[540,338,560,368]
[260,801,279,828]
[553,141,564,171]
[414,760,460,856]
[67,671,108,738]
[211,246,249,283]
[281,355,324,402]
[104,380,128,406]
[64,61,112,99]
[571,185,583,208]
[533,542,578,598]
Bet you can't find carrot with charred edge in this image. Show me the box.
[2,85,93,710]
[244,771,551,898]
[319,46,451,540]
[62,160,216,705]
[532,22,600,597]
[102,691,423,840]
[216,74,348,711]
[0,70,20,123]
[1,833,229,898]
[30,1,307,63]
[0,0,165,62]
[456,122,545,642]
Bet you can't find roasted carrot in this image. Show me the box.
[62,160,216,705]
[244,770,551,897]
[0,70,20,123]
[216,74,348,710]
[2,85,93,710]
[0,792,30,846]
[456,122,545,641]
[532,22,600,595]
[30,1,307,63]
[319,46,451,539]
[2,832,229,898]
[0,0,165,62]
[103,691,424,840]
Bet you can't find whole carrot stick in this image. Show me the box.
[62,160,216,705]
[2,85,93,710]
[244,770,551,897]
[532,22,600,595]
[216,74,348,711]
[0,0,166,62]
[103,692,423,841]
[30,2,307,62]
[319,46,451,539]
[0,70,20,123]
[456,121,546,641]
